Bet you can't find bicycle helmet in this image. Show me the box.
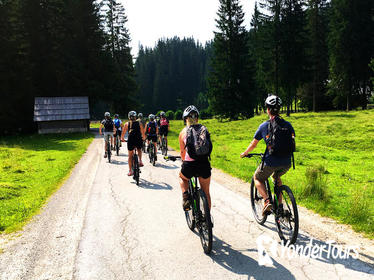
[114,114,119,118]
[138,113,143,118]
[128,111,137,120]
[183,105,199,120]
[265,95,282,108]
[149,114,155,121]
[160,111,166,117]
[104,112,110,117]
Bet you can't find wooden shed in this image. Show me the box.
[34,96,90,134]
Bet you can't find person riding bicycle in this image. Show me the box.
[137,113,146,127]
[113,114,124,148]
[146,114,159,160]
[157,112,169,147]
[121,111,146,176]
[99,112,115,158]
[240,95,295,216]
[179,105,212,211]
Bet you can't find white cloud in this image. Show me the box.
[120,0,255,57]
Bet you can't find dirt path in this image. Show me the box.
[0,137,373,280]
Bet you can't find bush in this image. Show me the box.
[166,110,174,120]
[302,164,328,200]
[174,110,183,120]
[349,185,371,223]
[200,109,212,119]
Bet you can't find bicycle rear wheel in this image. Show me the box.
[152,145,156,166]
[162,138,167,156]
[184,181,195,231]
[107,143,111,163]
[275,185,299,244]
[250,177,267,224]
[133,154,139,185]
[197,189,212,254]
[116,137,120,156]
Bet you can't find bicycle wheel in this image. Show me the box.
[250,177,267,225]
[184,181,195,231]
[107,143,111,163]
[275,185,299,245]
[116,137,120,156]
[197,189,212,254]
[133,154,139,185]
[162,138,167,156]
[152,145,156,166]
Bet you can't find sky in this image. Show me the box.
[121,0,256,57]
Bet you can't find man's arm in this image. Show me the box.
[121,122,128,141]
[179,129,186,161]
[240,139,259,158]
[99,123,103,135]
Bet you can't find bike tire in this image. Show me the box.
[184,181,195,231]
[275,185,299,245]
[250,177,267,225]
[107,144,111,163]
[152,145,156,166]
[197,189,213,254]
[116,138,120,156]
[133,154,139,185]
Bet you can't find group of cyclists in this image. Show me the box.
[99,111,170,176]
[99,95,294,219]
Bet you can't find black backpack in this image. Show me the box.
[186,124,213,161]
[103,119,114,131]
[267,116,295,157]
[147,122,156,135]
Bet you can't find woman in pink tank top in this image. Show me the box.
[178,105,212,211]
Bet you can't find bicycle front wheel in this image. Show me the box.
[197,189,212,254]
[250,177,267,225]
[275,185,299,245]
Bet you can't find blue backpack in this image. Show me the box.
[114,119,121,129]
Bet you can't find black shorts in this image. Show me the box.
[181,161,211,179]
[114,130,121,138]
[127,137,142,151]
[147,135,157,142]
[159,126,168,136]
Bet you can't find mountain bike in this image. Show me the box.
[244,153,299,244]
[161,135,168,156]
[142,139,146,153]
[114,132,121,156]
[132,148,140,185]
[148,140,157,166]
[165,156,213,254]
[105,135,112,163]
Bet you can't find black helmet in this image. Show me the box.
[114,114,119,118]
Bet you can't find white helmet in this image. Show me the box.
[104,112,110,117]
[183,105,199,120]
[148,114,155,121]
[128,111,137,119]
[265,95,282,108]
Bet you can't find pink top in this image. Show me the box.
[183,132,195,162]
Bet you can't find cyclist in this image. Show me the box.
[179,105,212,210]
[99,112,115,158]
[121,111,146,176]
[158,111,170,150]
[145,114,158,160]
[240,95,295,216]
[137,113,146,127]
[113,114,124,148]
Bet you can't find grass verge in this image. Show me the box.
[0,132,94,233]
[168,110,374,238]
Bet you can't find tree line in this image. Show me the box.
[135,0,374,120]
[0,0,136,134]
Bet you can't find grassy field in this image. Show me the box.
[0,132,94,233]
[168,110,374,238]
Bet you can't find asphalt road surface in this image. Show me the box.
[0,135,373,280]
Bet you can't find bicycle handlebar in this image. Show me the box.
[243,153,264,158]
[164,156,181,162]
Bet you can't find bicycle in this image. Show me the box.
[244,153,299,244]
[164,155,213,254]
[105,135,112,163]
[148,140,157,166]
[114,132,121,156]
[142,139,146,153]
[132,148,140,185]
[161,135,168,156]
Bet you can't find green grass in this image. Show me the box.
[90,121,101,128]
[0,132,94,233]
[168,111,374,238]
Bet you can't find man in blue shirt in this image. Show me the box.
[241,95,295,216]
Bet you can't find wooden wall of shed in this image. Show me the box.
[37,120,89,134]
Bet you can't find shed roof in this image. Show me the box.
[34,96,90,122]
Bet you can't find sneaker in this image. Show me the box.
[182,191,191,211]
[262,198,272,216]
[139,162,144,167]
[104,152,107,158]
[127,171,133,176]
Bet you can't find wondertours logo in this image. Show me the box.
[256,234,359,266]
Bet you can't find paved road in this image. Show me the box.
[0,136,373,280]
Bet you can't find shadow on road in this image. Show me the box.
[154,162,179,170]
[136,178,173,190]
[210,235,296,279]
